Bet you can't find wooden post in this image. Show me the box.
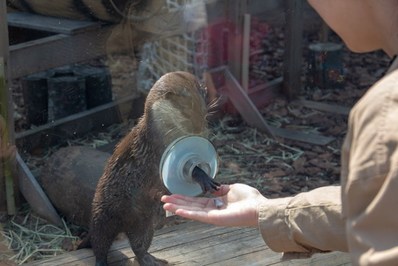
[241,13,251,91]
[0,1,18,215]
[282,0,304,99]
[227,0,247,83]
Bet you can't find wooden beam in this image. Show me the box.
[223,68,334,145]
[291,99,351,116]
[16,153,62,226]
[15,95,144,154]
[7,12,101,35]
[283,0,304,99]
[224,68,274,138]
[0,1,18,215]
[226,0,246,83]
[248,76,282,109]
[241,13,251,91]
[270,127,334,146]
[9,26,114,79]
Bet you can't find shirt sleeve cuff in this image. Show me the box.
[258,197,307,252]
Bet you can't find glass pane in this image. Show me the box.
[0,1,392,265]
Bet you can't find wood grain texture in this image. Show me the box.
[28,221,352,266]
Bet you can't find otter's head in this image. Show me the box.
[144,71,209,144]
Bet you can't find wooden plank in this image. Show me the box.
[29,221,352,266]
[224,69,334,145]
[224,68,274,138]
[291,99,351,116]
[0,4,7,212]
[248,76,282,109]
[280,252,352,266]
[7,12,101,35]
[15,153,62,226]
[0,65,17,213]
[0,61,10,213]
[0,1,18,215]
[29,222,236,265]
[15,95,144,153]
[270,126,334,146]
[226,0,245,83]
[9,25,114,79]
[282,0,304,99]
[159,232,265,265]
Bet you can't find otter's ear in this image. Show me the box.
[164,87,190,99]
[159,89,175,100]
[162,90,181,104]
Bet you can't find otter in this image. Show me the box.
[79,71,220,266]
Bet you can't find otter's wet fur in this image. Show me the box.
[79,72,211,266]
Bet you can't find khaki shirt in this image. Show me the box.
[258,63,398,266]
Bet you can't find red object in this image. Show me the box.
[203,19,237,67]
[201,18,273,114]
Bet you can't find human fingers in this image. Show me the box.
[160,184,230,203]
[161,194,210,208]
[173,208,222,225]
[162,200,217,214]
[162,202,179,213]
[173,206,246,227]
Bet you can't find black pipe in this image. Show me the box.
[191,166,220,194]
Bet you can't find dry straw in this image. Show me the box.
[1,208,78,264]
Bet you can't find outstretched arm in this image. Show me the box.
[162,184,347,253]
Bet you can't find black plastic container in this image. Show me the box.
[47,75,87,121]
[74,66,112,109]
[21,71,50,126]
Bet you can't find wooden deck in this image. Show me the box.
[28,221,352,266]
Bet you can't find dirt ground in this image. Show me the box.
[207,28,391,198]
[211,49,390,198]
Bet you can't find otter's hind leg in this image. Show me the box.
[90,215,120,266]
[126,223,167,266]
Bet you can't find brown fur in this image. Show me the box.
[82,72,209,266]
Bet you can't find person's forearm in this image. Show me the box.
[258,186,348,253]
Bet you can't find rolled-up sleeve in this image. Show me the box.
[341,69,398,265]
[258,186,348,253]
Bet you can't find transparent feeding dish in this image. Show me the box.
[160,136,218,196]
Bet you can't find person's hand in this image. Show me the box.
[161,183,268,227]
